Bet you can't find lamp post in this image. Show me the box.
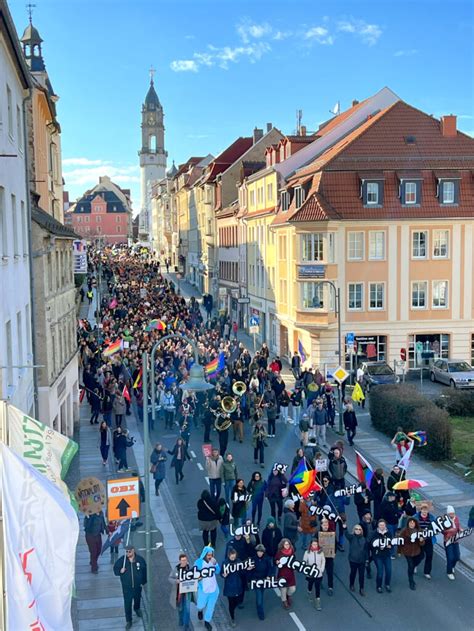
[315,280,344,435]
[142,334,213,630]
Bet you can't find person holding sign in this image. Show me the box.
[368,519,393,593]
[220,548,245,628]
[303,539,325,610]
[169,553,194,631]
[113,545,147,630]
[399,518,425,590]
[318,518,336,595]
[443,505,462,580]
[249,544,272,620]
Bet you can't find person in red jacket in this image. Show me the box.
[443,505,462,580]
[275,538,296,609]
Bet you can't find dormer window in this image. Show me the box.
[442,181,454,203]
[405,182,416,204]
[367,182,379,204]
[361,178,384,206]
[437,178,460,205]
[401,181,421,205]
[281,191,290,211]
[295,187,305,209]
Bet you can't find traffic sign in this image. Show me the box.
[333,365,349,384]
[249,325,259,334]
[346,332,355,352]
[249,315,260,327]
[107,476,140,521]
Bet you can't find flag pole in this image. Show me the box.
[122,519,133,570]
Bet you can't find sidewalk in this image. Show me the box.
[171,273,474,572]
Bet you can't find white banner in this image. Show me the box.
[6,403,78,505]
[1,443,79,630]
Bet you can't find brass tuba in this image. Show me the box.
[221,396,237,414]
[214,412,232,432]
[232,381,247,396]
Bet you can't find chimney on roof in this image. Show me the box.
[441,115,457,137]
[266,122,272,132]
[300,125,307,136]
[352,99,359,107]
[253,127,263,144]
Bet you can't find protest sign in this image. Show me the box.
[334,484,363,498]
[229,523,259,537]
[445,527,473,546]
[222,558,255,575]
[202,444,213,458]
[276,554,322,578]
[75,477,106,515]
[273,462,288,474]
[179,580,198,594]
[318,531,335,558]
[178,566,216,581]
[249,577,287,590]
[315,459,328,472]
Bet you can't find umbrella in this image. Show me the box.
[393,479,428,490]
[146,319,166,332]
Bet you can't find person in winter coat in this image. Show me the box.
[261,517,283,560]
[283,499,300,545]
[354,483,373,520]
[343,403,358,446]
[231,479,249,528]
[369,519,393,593]
[114,427,133,471]
[195,546,220,631]
[113,389,126,428]
[98,421,112,465]
[90,387,102,424]
[275,539,297,609]
[150,443,167,495]
[252,421,267,467]
[415,503,436,578]
[222,453,239,504]
[217,497,231,540]
[197,490,220,548]
[380,491,401,557]
[220,548,245,627]
[291,447,313,474]
[248,471,266,526]
[290,387,303,426]
[318,518,336,595]
[328,448,347,490]
[279,389,290,423]
[303,539,325,610]
[443,505,462,580]
[299,414,311,447]
[360,512,376,578]
[299,498,319,551]
[168,438,190,484]
[265,468,287,522]
[312,399,328,447]
[370,468,386,521]
[399,517,425,590]
[113,545,147,630]
[102,390,114,427]
[206,448,224,500]
[84,510,106,574]
[169,553,193,631]
[344,523,368,595]
[250,544,272,620]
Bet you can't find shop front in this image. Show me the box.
[408,333,449,369]
[345,335,387,369]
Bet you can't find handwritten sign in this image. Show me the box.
[318,531,335,558]
[202,444,213,458]
[315,459,328,472]
[445,527,472,546]
[75,477,105,515]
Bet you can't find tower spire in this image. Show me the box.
[149,65,156,86]
[26,3,36,24]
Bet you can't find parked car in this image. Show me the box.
[430,359,474,388]
[363,362,399,390]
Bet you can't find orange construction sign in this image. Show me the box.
[107,476,140,521]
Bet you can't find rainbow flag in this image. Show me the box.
[133,369,142,390]
[408,431,427,447]
[103,339,123,357]
[289,459,321,498]
[298,339,307,363]
[355,450,374,486]
[146,319,167,331]
[205,352,225,378]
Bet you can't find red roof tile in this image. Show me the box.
[202,137,253,183]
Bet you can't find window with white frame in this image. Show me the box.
[295,187,305,209]
[432,280,448,308]
[404,182,417,204]
[411,281,427,308]
[301,282,325,309]
[249,190,255,206]
[442,181,455,204]
[257,186,264,205]
[267,183,273,202]
[328,233,336,263]
[347,231,364,260]
[412,231,427,258]
[433,229,449,258]
[301,233,324,262]
[348,283,363,310]
[369,283,385,310]
[281,191,290,211]
[368,231,385,260]
[366,182,379,204]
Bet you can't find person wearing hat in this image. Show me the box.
[261,516,283,560]
[443,505,462,580]
[283,499,301,546]
[113,545,147,630]
[250,544,272,620]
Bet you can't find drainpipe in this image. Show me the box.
[23,89,39,417]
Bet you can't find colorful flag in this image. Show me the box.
[289,458,322,498]
[133,369,143,390]
[122,385,131,403]
[205,351,225,378]
[103,339,123,357]
[1,443,79,630]
[101,519,131,555]
[408,430,427,446]
[6,402,78,505]
[109,297,118,309]
[355,450,374,487]
[173,316,179,329]
[398,439,414,471]
[146,319,167,331]
[298,339,307,363]
[352,382,365,403]
[79,387,86,403]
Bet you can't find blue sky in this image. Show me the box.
[9,0,474,210]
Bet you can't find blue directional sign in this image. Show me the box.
[346,332,355,345]
[249,315,260,327]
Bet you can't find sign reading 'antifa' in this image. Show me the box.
[334,484,364,498]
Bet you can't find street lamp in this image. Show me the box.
[142,333,213,630]
[315,280,344,435]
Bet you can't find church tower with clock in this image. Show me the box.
[138,69,167,239]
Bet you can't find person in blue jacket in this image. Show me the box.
[249,544,273,620]
[195,546,220,631]
[220,548,245,628]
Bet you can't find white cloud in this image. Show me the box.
[62,157,110,166]
[237,21,272,43]
[63,164,140,187]
[394,48,418,57]
[458,114,474,120]
[337,19,382,45]
[273,30,292,41]
[304,26,334,45]
[170,59,198,72]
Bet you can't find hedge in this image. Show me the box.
[370,384,452,461]
[435,390,474,417]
